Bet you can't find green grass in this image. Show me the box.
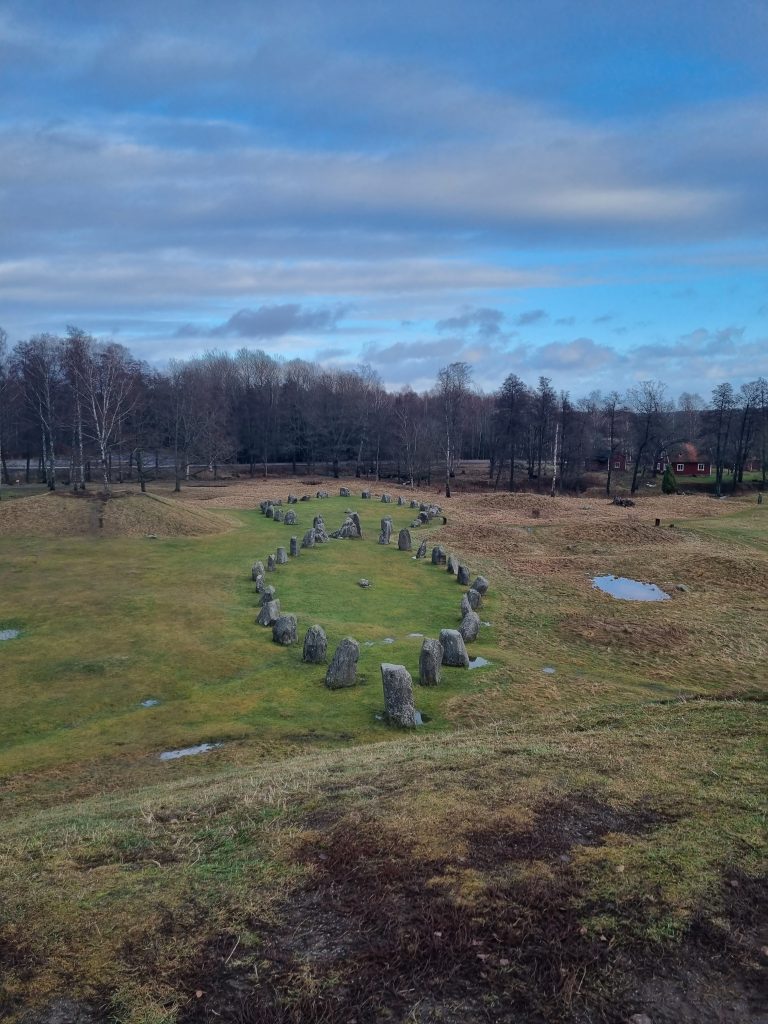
[0,496,503,806]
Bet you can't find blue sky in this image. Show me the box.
[2,0,767,396]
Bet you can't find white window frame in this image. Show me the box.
[697,463,705,471]
[676,463,685,471]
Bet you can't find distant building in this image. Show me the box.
[585,451,631,472]
[656,443,712,476]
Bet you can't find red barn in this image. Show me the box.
[656,444,712,476]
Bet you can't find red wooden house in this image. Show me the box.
[656,443,712,476]
[585,451,631,472]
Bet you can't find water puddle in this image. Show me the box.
[542,666,556,675]
[407,632,424,638]
[592,575,670,601]
[382,637,395,644]
[468,656,492,670]
[159,743,223,761]
[141,699,160,707]
[0,629,20,641]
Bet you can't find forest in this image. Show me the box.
[0,326,766,496]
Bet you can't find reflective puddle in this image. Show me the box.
[141,699,160,707]
[468,656,492,669]
[542,666,556,674]
[159,743,223,761]
[592,575,670,601]
[0,629,20,641]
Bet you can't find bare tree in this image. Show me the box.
[709,382,735,497]
[627,380,668,495]
[0,327,9,487]
[14,335,62,490]
[436,362,472,497]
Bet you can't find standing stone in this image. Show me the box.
[457,565,470,586]
[313,515,325,529]
[459,610,480,643]
[378,517,392,545]
[460,593,473,617]
[381,664,418,727]
[284,509,297,525]
[397,495,405,506]
[289,536,299,557]
[300,494,311,501]
[251,560,265,581]
[419,638,443,686]
[431,545,447,566]
[362,490,371,499]
[272,614,297,645]
[325,637,360,688]
[287,494,298,504]
[416,539,428,559]
[254,574,266,594]
[302,529,316,548]
[350,512,362,538]
[446,554,459,575]
[471,576,489,596]
[257,599,281,626]
[465,588,482,610]
[316,490,329,499]
[275,546,288,565]
[302,624,328,664]
[267,554,277,572]
[439,628,470,668]
[397,528,412,551]
[381,493,392,503]
[340,486,350,497]
[410,500,420,509]
[265,504,274,519]
[260,585,276,605]
[273,508,284,523]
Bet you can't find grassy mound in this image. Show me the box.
[0,491,233,538]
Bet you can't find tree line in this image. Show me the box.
[0,327,765,497]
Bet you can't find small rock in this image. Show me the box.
[415,539,428,559]
[339,486,350,497]
[358,578,371,588]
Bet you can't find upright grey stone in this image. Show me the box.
[397,528,412,551]
[273,507,284,523]
[287,494,298,504]
[272,614,297,645]
[350,512,362,538]
[381,493,392,503]
[325,637,360,689]
[316,489,329,498]
[275,546,287,565]
[471,576,489,596]
[465,588,482,610]
[460,593,473,617]
[257,599,281,626]
[446,554,459,575]
[459,610,480,643]
[267,554,276,572]
[301,529,315,548]
[397,495,405,506]
[302,624,328,664]
[381,664,418,727]
[439,628,470,668]
[457,565,470,586]
[265,504,274,519]
[410,499,420,509]
[419,638,443,686]
[362,490,371,498]
[340,486,350,497]
[431,545,447,565]
[300,494,311,501]
[378,517,392,545]
[251,560,265,581]
[289,536,299,557]
[416,539,428,559]
[284,509,297,525]
[254,574,266,594]
[313,515,325,529]
[261,585,276,605]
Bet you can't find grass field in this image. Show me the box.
[0,481,765,1024]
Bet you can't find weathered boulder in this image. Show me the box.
[331,515,362,539]
[397,495,405,506]
[300,494,311,501]
[266,554,276,572]
[276,546,288,565]
[284,509,297,525]
[272,614,297,645]
[325,637,359,688]
[254,573,266,594]
[381,493,392,503]
[287,494,298,504]
[259,500,270,513]
[302,624,328,664]
[301,529,316,548]
[410,499,420,509]
[378,517,392,545]
[459,610,480,643]
[339,486,350,497]
[350,512,362,537]
[289,536,299,557]
[251,560,265,581]
[460,593,473,617]
[265,504,274,519]
[456,564,470,586]
[471,576,489,596]
[316,490,329,498]
[313,522,330,543]
[260,585,276,605]
[381,663,418,727]
[446,553,459,575]
[397,528,412,551]
[358,578,371,588]
[313,515,325,528]
[257,599,281,626]
[273,507,284,523]
[362,490,371,499]
[419,638,443,686]
[439,628,470,668]
[431,545,447,565]
[415,539,428,559]
[465,588,483,610]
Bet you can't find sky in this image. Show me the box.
[2,0,768,397]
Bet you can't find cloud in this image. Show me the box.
[535,337,621,371]
[209,304,348,339]
[315,346,349,360]
[513,309,548,327]
[593,313,614,324]
[555,316,575,326]
[436,307,505,336]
